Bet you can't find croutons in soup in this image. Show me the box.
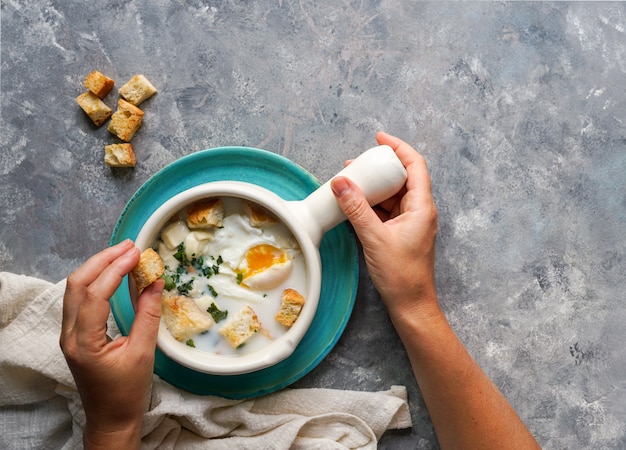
[154,196,307,356]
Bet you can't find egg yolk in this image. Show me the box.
[243,244,288,278]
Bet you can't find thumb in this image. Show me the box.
[331,176,384,240]
[128,279,163,349]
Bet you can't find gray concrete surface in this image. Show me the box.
[2,1,625,448]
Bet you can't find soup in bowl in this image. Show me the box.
[133,182,323,375]
[131,144,407,375]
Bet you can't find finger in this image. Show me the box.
[74,245,140,340]
[376,188,406,212]
[127,279,164,353]
[331,176,386,247]
[376,131,423,180]
[376,131,433,209]
[62,240,135,330]
[67,240,135,289]
[375,198,403,220]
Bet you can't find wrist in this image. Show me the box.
[84,420,142,450]
[383,284,441,323]
[384,290,452,346]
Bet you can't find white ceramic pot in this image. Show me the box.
[133,144,407,375]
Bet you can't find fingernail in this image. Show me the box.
[115,239,134,248]
[123,245,139,259]
[331,176,351,197]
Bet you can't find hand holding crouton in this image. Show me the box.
[60,240,163,450]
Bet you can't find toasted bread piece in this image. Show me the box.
[76,92,112,127]
[161,292,215,342]
[275,288,305,327]
[244,200,278,227]
[104,143,136,168]
[119,74,157,106]
[84,70,114,99]
[219,305,261,348]
[186,198,224,229]
[108,99,144,141]
[132,248,165,292]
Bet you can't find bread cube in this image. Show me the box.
[186,198,225,229]
[275,288,305,327]
[219,305,261,348]
[131,248,165,291]
[161,292,215,342]
[119,74,157,106]
[84,70,114,99]
[244,200,278,227]
[104,143,136,168]
[108,99,144,141]
[76,92,112,127]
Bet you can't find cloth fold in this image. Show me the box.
[0,272,412,449]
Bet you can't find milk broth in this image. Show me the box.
[154,196,307,356]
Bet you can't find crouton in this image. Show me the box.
[108,98,144,141]
[84,70,114,99]
[219,305,261,348]
[275,288,305,327]
[186,198,224,229]
[244,200,278,227]
[76,92,112,127]
[119,74,157,106]
[104,143,136,168]
[161,292,215,342]
[131,248,164,292]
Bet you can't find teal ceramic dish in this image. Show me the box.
[110,147,358,399]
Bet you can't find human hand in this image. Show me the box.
[60,239,163,449]
[331,131,439,320]
[333,134,542,450]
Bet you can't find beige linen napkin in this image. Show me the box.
[0,272,412,449]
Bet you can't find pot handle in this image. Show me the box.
[287,144,408,247]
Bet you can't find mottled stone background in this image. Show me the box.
[2,1,625,448]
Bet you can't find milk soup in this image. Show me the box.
[153,196,308,356]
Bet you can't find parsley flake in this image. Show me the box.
[207,302,228,322]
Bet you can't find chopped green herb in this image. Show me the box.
[207,284,218,297]
[173,242,188,265]
[177,278,194,295]
[163,247,225,297]
[207,302,228,322]
[185,339,195,348]
[172,271,181,284]
[192,256,208,276]
[236,273,243,285]
[190,254,223,279]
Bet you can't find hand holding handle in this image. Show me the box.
[289,145,408,246]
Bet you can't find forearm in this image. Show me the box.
[388,298,540,450]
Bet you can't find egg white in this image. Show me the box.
[208,214,270,270]
[242,257,294,290]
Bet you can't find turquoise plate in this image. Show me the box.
[110,147,358,399]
